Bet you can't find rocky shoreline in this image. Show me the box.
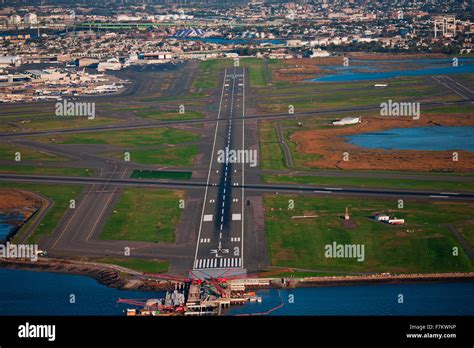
[1,257,473,293]
[0,258,170,292]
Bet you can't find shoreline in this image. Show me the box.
[1,257,473,292]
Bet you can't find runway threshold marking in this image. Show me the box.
[194,257,242,270]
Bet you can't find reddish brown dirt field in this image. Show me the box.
[272,53,450,82]
[0,189,42,218]
[291,114,474,172]
[273,57,343,82]
[347,52,448,60]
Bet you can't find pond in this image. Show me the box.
[346,126,474,151]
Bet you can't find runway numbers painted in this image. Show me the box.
[232,214,241,221]
[194,257,242,269]
[203,214,213,222]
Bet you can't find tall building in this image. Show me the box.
[7,14,21,27]
[434,15,456,38]
[24,13,38,28]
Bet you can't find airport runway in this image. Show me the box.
[432,75,474,101]
[1,173,474,201]
[191,67,247,279]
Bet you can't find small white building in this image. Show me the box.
[97,58,122,71]
[116,14,141,22]
[311,49,330,58]
[332,116,361,126]
[375,214,390,222]
[375,213,405,225]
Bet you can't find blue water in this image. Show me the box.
[0,268,473,316]
[0,213,25,243]
[226,283,474,316]
[346,126,474,151]
[309,58,474,82]
[0,268,164,316]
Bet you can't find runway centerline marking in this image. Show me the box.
[193,69,228,267]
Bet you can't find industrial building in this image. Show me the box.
[24,13,38,27]
[0,56,21,68]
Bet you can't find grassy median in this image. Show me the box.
[100,188,184,243]
[37,127,199,147]
[0,143,66,162]
[263,174,474,192]
[0,165,92,177]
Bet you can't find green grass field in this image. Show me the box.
[259,121,287,170]
[0,183,83,244]
[193,59,233,91]
[258,121,325,170]
[0,115,117,133]
[38,127,200,148]
[108,145,198,166]
[138,109,206,121]
[100,188,184,243]
[240,58,284,87]
[96,257,170,274]
[263,174,474,192]
[455,222,474,250]
[0,165,92,177]
[192,57,285,92]
[130,170,192,180]
[0,143,65,162]
[264,195,473,273]
[257,83,452,112]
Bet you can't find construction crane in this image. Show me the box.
[209,278,227,298]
